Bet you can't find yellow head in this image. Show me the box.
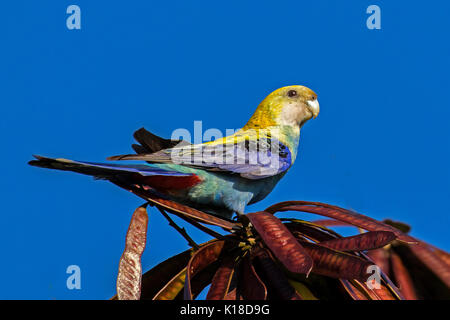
[243,85,319,130]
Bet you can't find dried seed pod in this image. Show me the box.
[247,212,313,275]
[265,201,415,243]
[300,241,373,282]
[184,241,225,300]
[320,231,397,252]
[206,255,236,300]
[117,206,149,300]
[390,252,418,300]
[240,255,267,300]
[252,248,302,300]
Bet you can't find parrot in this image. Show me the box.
[29,85,320,220]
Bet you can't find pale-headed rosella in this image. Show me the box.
[29,85,320,219]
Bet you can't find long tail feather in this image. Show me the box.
[28,155,201,190]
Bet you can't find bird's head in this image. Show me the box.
[243,85,319,130]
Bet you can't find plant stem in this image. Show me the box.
[156,207,199,249]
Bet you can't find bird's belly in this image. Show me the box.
[150,164,282,217]
[188,175,254,214]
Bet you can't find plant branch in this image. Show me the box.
[156,207,199,249]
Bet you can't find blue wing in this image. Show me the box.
[108,133,293,179]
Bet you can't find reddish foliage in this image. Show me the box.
[247,212,313,275]
[113,200,449,300]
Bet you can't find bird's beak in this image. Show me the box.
[307,99,320,119]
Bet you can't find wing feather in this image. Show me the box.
[108,130,292,179]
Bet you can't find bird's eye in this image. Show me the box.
[287,90,297,97]
[310,96,316,101]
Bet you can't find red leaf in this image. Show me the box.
[409,241,450,288]
[346,279,398,300]
[116,206,149,300]
[311,219,353,227]
[365,248,390,276]
[363,281,398,300]
[206,255,236,300]
[390,252,418,300]
[284,222,337,242]
[319,231,397,252]
[184,241,225,300]
[240,255,268,300]
[246,212,313,275]
[141,249,191,300]
[300,241,373,282]
[360,251,404,300]
[252,248,302,300]
[266,201,415,243]
[339,280,368,300]
[430,246,450,268]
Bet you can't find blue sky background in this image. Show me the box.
[0,1,448,299]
